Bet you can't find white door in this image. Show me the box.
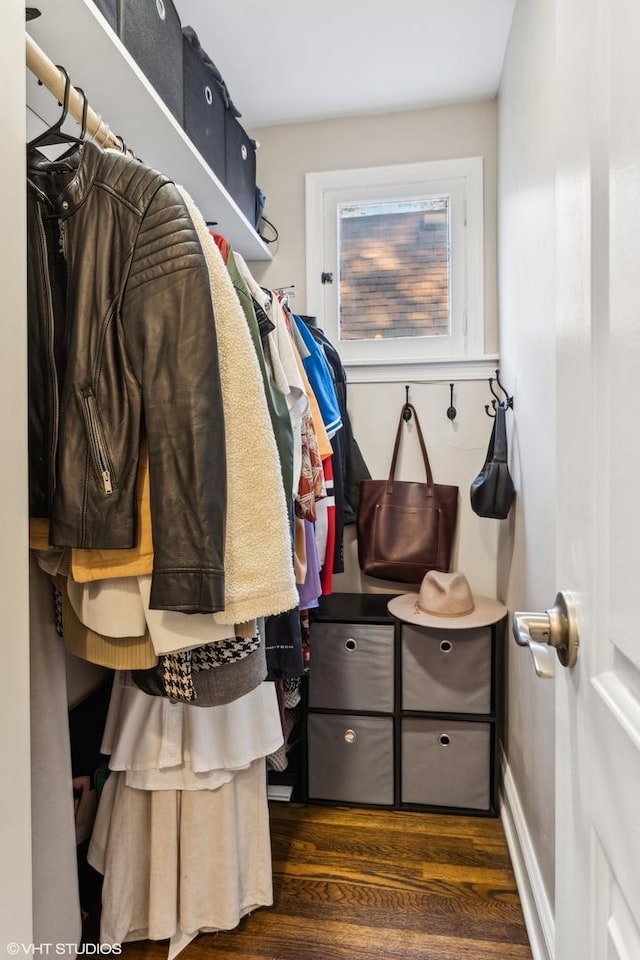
[554,0,640,956]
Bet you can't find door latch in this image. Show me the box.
[512,590,580,678]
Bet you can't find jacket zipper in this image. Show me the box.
[80,388,115,495]
[35,208,59,503]
[58,218,67,259]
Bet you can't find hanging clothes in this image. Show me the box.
[176,188,298,625]
[224,247,295,529]
[29,557,82,955]
[298,317,372,572]
[302,319,372,524]
[101,674,283,789]
[27,141,226,613]
[234,254,309,500]
[291,312,343,438]
[88,760,273,946]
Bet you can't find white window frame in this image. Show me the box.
[306,157,487,379]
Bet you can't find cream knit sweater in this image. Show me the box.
[177,187,298,624]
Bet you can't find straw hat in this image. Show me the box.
[387,570,507,629]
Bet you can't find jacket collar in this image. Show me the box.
[27,140,102,216]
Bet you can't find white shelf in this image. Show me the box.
[27,0,272,261]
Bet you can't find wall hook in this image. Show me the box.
[493,368,514,409]
[402,385,412,421]
[485,368,514,417]
[489,378,502,405]
[446,383,457,421]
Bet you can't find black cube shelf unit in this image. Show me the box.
[304,592,507,817]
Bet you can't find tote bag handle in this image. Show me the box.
[387,403,434,493]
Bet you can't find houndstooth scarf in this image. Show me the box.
[162,634,261,703]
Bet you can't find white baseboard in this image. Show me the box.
[500,750,555,960]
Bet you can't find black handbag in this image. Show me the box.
[470,404,515,519]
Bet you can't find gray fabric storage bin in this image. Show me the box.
[118,0,184,123]
[402,624,492,714]
[308,622,394,712]
[307,713,394,805]
[224,113,257,225]
[182,28,227,181]
[401,718,491,809]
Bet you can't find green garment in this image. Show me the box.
[226,250,295,531]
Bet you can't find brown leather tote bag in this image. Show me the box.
[357,403,458,583]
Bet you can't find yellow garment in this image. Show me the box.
[29,518,51,552]
[29,451,153,580]
[58,575,158,670]
[73,451,153,581]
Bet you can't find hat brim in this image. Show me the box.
[387,591,507,629]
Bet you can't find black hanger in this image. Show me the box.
[28,66,84,152]
[75,88,88,141]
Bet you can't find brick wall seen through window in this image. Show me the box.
[338,198,450,342]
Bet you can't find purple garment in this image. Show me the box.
[297,519,322,609]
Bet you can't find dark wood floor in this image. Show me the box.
[121,802,532,959]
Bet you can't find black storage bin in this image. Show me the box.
[182,31,226,180]
[118,0,183,123]
[224,113,257,224]
[90,0,117,32]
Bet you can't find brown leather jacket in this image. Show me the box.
[27,141,226,613]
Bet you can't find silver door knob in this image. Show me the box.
[512,590,579,678]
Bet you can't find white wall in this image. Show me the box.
[0,2,33,945]
[249,100,502,597]
[497,0,557,927]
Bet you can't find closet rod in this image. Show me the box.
[26,33,120,149]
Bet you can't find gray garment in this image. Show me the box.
[129,640,267,707]
[191,641,267,706]
[29,556,82,956]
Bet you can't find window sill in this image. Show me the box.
[343,354,500,384]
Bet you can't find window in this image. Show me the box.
[306,158,485,371]
[339,197,451,342]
